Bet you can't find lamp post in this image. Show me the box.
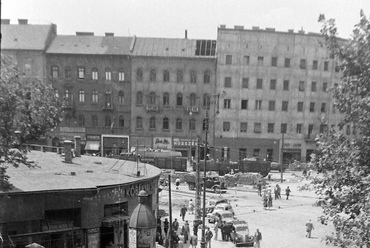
[189,111,193,163]
[279,132,285,183]
[200,110,208,248]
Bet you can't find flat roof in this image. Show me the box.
[2,151,161,194]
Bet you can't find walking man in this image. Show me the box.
[205,227,213,248]
[254,229,262,248]
[164,218,169,235]
[257,182,262,197]
[175,177,181,190]
[305,220,314,238]
[285,186,291,200]
[180,205,187,221]
[190,234,198,248]
[181,220,190,244]
[173,218,179,233]
[213,219,220,240]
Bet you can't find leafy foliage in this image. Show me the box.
[313,12,370,247]
[0,54,63,191]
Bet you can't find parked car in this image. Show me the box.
[205,199,232,214]
[213,203,235,215]
[207,210,236,224]
[230,223,254,247]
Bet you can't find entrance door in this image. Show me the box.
[101,226,114,248]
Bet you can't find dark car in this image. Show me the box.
[230,223,255,247]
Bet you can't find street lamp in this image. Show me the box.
[200,110,208,248]
[189,111,193,163]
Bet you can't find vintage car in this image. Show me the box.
[230,223,255,247]
[207,210,236,224]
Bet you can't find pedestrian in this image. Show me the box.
[180,205,187,221]
[262,195,268,209]
[205,227,213,248]
[230,223,236,242]
[223,223,231,241]
[178,236,184,248]
[274,185,278,200]
[305,220,314,238]
[188,199,195,214]
[173,218,179,232]
[176,177,181,189]
[257,182,262,197]
[213,219,220,240]
[285,186,291,200]
[190,234,198,248]
[181,220,190,244]
[171,230,179,248]
[276,184,281,199]
[193,220,200,236]
[164,218,169,235]
[254,229,262,248]
[220,221,226,241]
[268,194,273,208]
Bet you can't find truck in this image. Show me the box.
[183,172,227,193]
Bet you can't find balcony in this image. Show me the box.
[62,99,74,110]
[146,105,159,112]
[186,106,199,113]
[102,102,114,111]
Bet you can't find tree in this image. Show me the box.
[0,54,63,191]
[313,11,370,247]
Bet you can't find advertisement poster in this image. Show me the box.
[129,229,137,248]
[153,137,172,150]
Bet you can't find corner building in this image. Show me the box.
[214,25,346,163]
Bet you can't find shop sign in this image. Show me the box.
[124,179,157,198]
[86,134,101,141]
[173,138,198,148]
[153,137,172,149]
[283,142,302,148]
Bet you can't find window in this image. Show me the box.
[281,123,287,133]
[189,118,195,131]
[352,124,356,135]
[239,148,247,160]
[54,89,59,98]
[311,81,317,92]
[299,81,305,91]
[222,147,230,160]
[241,100,248,110]
[189,93,197,106]
[78,115,85,126]
[176,93,183,106]
[223,122,230,132]
[149,117,156,129]
[78,67,85,79]
[136,117,143,129]
[163,93,169,106]
[244,56,250,65]
[163,117,169,130]
[242,78,249,88]
[324,61,329,71]
[268,123,274,133]
[268,101,275,111]
[105,68,111,80]
[177,70,183,83]
[204,70,210,83]
[118,69,125,81]
[296,124,302,133]
[163,70,170,82]
[136,68,143,81]
[150,69,156,82]
[65,114,71,126]
[257,56,264,66]
[224,77,232,88]
[321,103,326,112]
[270,79,276,90]
[92,68,98,80]
[323,82,328,92]
[309,102,315,112]
[300,59,306,69]
[308,124,314,136]
[253,149,260,158]
[51,65,59,79]
[224,99,231,109]
[335,63,340,72]
[118,91,124,104]
[136,91,143,105]
[240,122,247,133]
[117,116,124,128]
[283,80,289,91]
[284,58,290,68]
[203,94,210,108]
[256,79,263,89]
[176,118,183,130]
[255,100,262,110]
[78,90,85,102]
[105,90,112,108]
[190,70,197,83]
[92,115,98,126]
[312,60,318,70]
[225,55,232,65]
[282,101,288,111]
[105,115,111,127]
[149,92,156,104]
[297,102,303,112]
[266,149,273,161]
[271,57,277,67]
[65,66,72,79]
[254,123,261,133]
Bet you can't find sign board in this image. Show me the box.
[173,138,198,148]
[153,137,172,150]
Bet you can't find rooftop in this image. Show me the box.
[2,151,161,194]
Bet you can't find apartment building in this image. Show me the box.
[214,25,345,163]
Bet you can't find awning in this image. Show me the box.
[85,140,100,150]
[102,215,130,227]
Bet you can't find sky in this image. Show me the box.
[2,0,370,39]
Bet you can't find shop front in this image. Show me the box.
[173,137,198,158]
[85,134,101,155]
[101,135,129,157]
[153,137,172,150]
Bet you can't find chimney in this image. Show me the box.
[18,19,28,25]
[185,30,188,39]
[74,136,81,157]
[75,32,94,36]
[219,25,226,29]
[1,19,10,25]
[105,32,114,36]
[234,25,244,30]
[64,140,73,163]
[252,26,260,30]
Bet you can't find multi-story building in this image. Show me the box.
[46,32,133,156]
[214,25,346,163]
[129,36,217,158]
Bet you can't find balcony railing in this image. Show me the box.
[146,105,159,112]
[102,102,114,111]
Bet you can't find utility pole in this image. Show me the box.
[280,132,285,183]
[195,140,201,219]
[200,110,208,248]
[168,174,173,248]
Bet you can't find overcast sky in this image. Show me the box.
[2,0,370,39]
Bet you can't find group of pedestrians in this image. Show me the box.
[257,182,292,209]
